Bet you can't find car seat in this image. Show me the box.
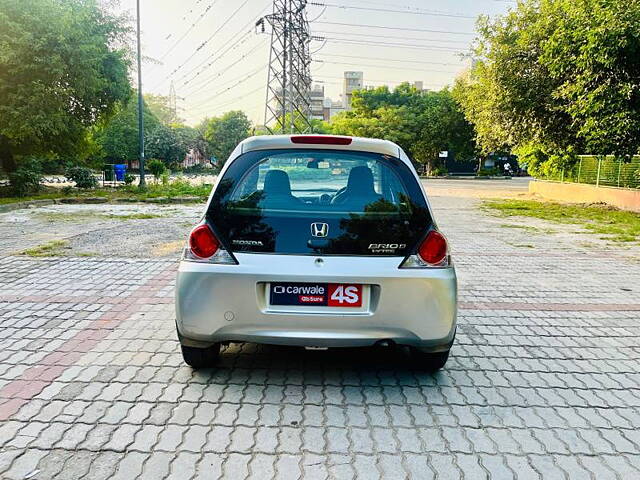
[331,166,382,210]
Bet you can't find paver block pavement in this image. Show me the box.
[1,187,640,478]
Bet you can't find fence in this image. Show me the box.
[554,156,640,189]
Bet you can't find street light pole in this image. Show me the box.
[136,0,146,188]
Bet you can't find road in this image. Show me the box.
[0,178,639,479]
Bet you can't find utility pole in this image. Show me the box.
[136,0,146,188]
[258,0,313,134]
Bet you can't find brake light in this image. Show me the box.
[291,135,352,145]
[418,230,448,265]
[189,224,219,258]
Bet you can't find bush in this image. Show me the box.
[65,166,98,189]
[124,173,135,185]
[478,167,499,176]
[9,159,43,196]
[430,166,448,177]
[516,144,578,180]
[147,159,167,181]
[182,164,211,174]
[160,171,170,186]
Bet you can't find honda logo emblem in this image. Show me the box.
[311,222,329,237]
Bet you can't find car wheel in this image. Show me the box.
[181,343,220,368]
[411,349,450,371]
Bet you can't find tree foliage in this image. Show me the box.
[0,0,131,174]
[201,111,251,165]
[329,84,476,171]
[94,97,159,165]
[454,0,640,174]
[94,96,206,169]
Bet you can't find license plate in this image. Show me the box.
[270,282,363,307]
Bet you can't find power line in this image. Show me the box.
[158,1,218,62]
[151,0,253,90]
[322,37,467,53]
[309,2,476,19]
[162,0,203,41]
[327,0,471,17]
[315,53,462,67]
[178,30,253,85]
[313,21,476,36]
[189,63,268,100]
[176,2,271,85]
[314,75,446,89]
[313,59,460,75]
[189,84,265,115]
[180,37,265,93]
[184,46,268,97]
[313,30,473,45]
[187,64,268,106]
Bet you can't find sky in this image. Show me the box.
[119,0,514,126]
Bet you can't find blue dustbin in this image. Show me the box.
[114,164,127,181]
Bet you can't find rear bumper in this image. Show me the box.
[175,254,457,350]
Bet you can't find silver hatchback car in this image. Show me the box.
[175,135,457,370]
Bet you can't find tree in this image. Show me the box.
[454,0,640,172]
[330,84,476,172]
[266,112,330,134]
[94,97,160,166]
[0,0,131,175]
[146,124,190,170]
[201,111,251,165]
[174,125,208,159]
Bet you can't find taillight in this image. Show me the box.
[189,224,219,258]
[418,230,448,266]
[291,135,352,145]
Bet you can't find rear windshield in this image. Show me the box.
[207,149,431,256]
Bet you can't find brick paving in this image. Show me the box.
[1,187,640,479]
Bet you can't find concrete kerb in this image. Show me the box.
[529,180,640,213]
[0,196,205,212]
[0,200,56,213]
[420,175,514,180]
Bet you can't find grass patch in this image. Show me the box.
[0,189,68,205]
[36,211,163,222]
[21,240,70,257]
[152,240,184,257]
[485,199,640,242]
[0,180,212,206]
[110,213,161,220]
[499,223,556,234]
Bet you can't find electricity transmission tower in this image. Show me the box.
[258,0,313,134]
[168,81,178,123]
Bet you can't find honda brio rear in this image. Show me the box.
[175,135,457,370]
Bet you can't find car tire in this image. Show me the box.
[411,349,450,371]
[181,343,220,368]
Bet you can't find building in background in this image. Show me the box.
[309,85,325,121]
[322,98,332,121]
[343,71,363,109]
